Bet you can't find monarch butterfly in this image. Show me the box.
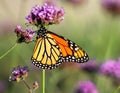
[31,27,89,69]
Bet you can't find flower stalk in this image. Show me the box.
[9,66,39,93]
[112,86,120,93]
[42,69,45,93]
[22,79,33,93]
[0,43,17,60]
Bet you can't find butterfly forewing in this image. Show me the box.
[49,32,89,63]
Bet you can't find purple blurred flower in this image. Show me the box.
[26,3,65,26]
[14,25,35,44]
[9,66,29,82]
[75,81,99,93]
[43,0,56,5]
[80,59,99,73]
[33,81,39,90]
[100,59,120,79]
[0,81,7,93]
[102,0,120,15]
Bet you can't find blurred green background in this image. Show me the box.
[0,0,120,93]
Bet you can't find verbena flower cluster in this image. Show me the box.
[79,58,120,80]
[100,59,120,79]
[79,59,99,73]
[26,3,65,26]
[9,66,29,82]
[75,57,120,92]
[14,26,35,43]
[75,81,99,93]
[15,3,65,44]
[33,81,39,90]
[102,0,120,15]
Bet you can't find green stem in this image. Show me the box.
[0,43,17,60]
[42,69,45,93]
[104,18,118,59]
[104,34,113,59]
[112,86,120,93]
[23,80,33,93]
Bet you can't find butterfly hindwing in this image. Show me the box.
[32,31,89,69]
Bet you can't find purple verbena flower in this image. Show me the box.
[102,0,120,15]
[100,60,116,77]
[75,81,99,93]
[26,3,65,26]
[99,59,120,79]
[113,61,120,78]
[14,25,35,44]
[9,66,29,82]
[33,81,39,90]
[80,59,99,73]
